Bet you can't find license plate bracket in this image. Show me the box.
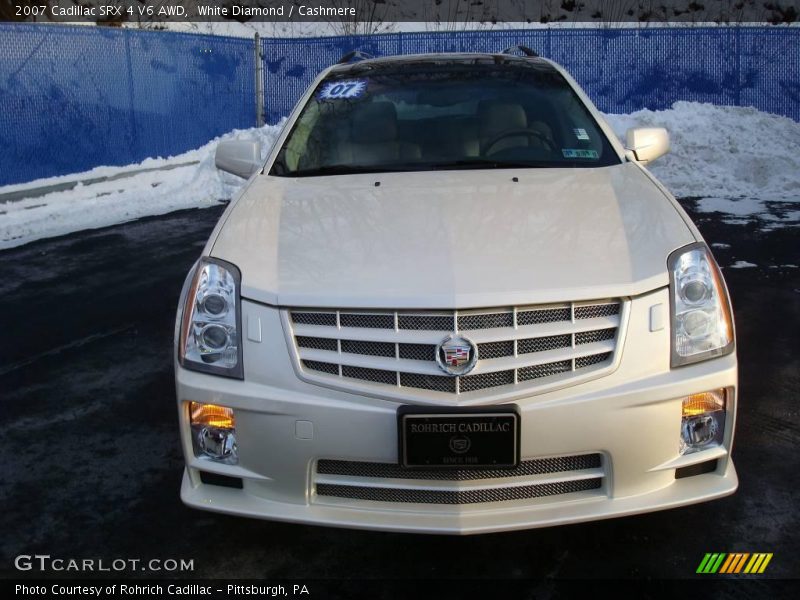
[398,405,520,469]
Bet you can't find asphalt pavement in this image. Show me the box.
[0,200,798,584]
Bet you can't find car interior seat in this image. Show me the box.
[479,101,555,155]
[336,102,421,165]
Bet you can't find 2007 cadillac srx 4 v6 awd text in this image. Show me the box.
[174,49,737,534]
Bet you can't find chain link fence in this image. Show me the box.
[1,24,798,186]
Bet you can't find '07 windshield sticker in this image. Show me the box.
[318,79,367,100]
[562,148,599,159]
[573,128,590,140]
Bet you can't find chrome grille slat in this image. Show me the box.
[290,300,622,395]
[291,317,620,344]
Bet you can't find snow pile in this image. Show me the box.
[1,102,798,250]
[0,123,284,249]
[604,101,800,202]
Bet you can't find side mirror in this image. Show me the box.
[215,140,261,178]
[625,127,670,164]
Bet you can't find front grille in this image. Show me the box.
[318,453,602,480]
[518,360,572,381]
[460,369,515,393]
[477,340,515,359]
[340,313,394,329]
[289,300,623,396]
[518,307,571,325]
[302,360,338,375]
[316,478,601,505]
[341,340,395,357]
[292,312,336,326]
[458,312,514,330]
[399,372,457,393]
[315,453,606,506]
[342,365,396,385]
[398,314,453,331]
[399,343,436,361]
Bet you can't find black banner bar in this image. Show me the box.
[3,0,799,24]
[3,578,797,599]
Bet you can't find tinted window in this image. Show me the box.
[271,63,620,177]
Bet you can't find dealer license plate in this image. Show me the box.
[398,406,520,469]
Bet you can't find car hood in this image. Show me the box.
[211,163,695,308]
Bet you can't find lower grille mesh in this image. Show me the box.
[317,454,602,481]
[316,478,602,505]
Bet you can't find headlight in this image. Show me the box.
[669,243,734,367]
[178,257,243,378]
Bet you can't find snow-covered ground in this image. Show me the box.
[1,101,798,250]
[604,102,800,230]
[0,124,283,249]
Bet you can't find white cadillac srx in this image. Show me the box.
[174,49,737,534]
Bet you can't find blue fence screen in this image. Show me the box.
[1,25,798,186]
[263,27,800,124]
[0,24,255,186]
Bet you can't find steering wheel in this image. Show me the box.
[482,128,556,156]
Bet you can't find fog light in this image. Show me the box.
[680,390,726,455]
[190,402,238,465]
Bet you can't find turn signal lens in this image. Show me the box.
[680,389,726,455]
[190,402,237,464]
[191,402,235,428]
[682,390,726,417]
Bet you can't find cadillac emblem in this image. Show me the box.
[435,335,478,376]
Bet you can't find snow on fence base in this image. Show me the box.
[1,24,799,187]
[1,103,798,251]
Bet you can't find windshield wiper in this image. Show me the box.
[280,159,561,178]
[283,164,419,177]
[425,159,556,170]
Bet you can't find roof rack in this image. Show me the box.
[337,50,374,64]
[500,45,539,57]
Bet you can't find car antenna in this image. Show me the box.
[338,50,374,64]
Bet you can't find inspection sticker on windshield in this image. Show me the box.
[318,79,367,100]
[573,128,590,140]
[562,148,599,159]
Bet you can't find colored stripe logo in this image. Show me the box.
[697,553,773,574]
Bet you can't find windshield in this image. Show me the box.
[270,62,620,177]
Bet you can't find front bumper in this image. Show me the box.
[176,289,738,535]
